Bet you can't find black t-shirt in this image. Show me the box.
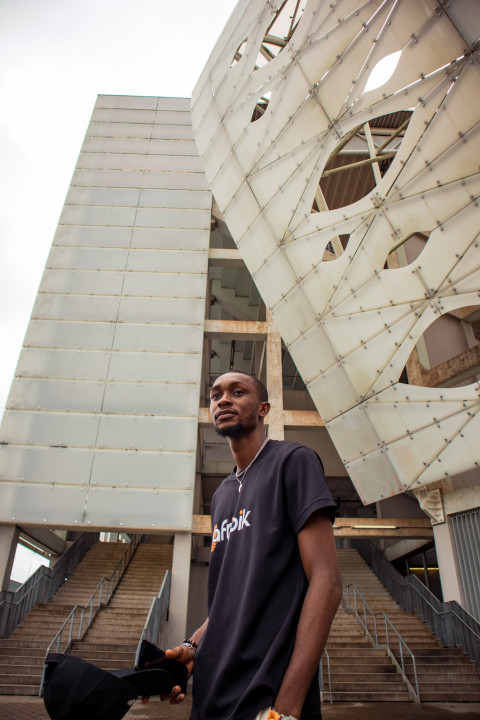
[190,440,336,720]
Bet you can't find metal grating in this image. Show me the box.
[472,319,480,342]
[451,508,480,622]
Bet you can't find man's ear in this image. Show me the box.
[259,401,270,418]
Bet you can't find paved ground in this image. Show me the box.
[1,696,480,720]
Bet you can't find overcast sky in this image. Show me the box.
[0,0,237,416]
[1,0,237,581]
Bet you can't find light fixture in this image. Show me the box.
[352,524,397,529]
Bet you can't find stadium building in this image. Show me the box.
[0,0,479,702]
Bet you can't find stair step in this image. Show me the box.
[70,651,135,663]
[412,672,480,683]
[329,680,407,690]
[420,692,480,701]
[0,655,45,665]
[331,691,412,701]
[324,663,397,672]
[0,684,42,696]
[0,641,50,651]
[324,672,399,681]
[0,664,44,676]
[404,648,465,657]
[325,647,393,657]
[71,646,137,655]
[0,674,43,687]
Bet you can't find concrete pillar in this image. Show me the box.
[266,311,284,441]
[433,520,464,605]
[164,532,192,648]
[0,525,20,591]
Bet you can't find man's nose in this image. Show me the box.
[218,394,231,405]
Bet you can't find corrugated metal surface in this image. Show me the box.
[451,508,480,621]
[0,95,211,531]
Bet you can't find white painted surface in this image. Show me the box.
[0,96,211,530]
[191,0,480,504]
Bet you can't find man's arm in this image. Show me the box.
[273,510,342,719]
[165,617,209,675]
[143,618,209,706]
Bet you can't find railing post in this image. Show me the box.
[78,607,85,639]
[88,596,94,628]
[67,614,74,647]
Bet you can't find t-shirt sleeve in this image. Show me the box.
[283,445,336,534]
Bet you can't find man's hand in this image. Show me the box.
[141,645,195,705]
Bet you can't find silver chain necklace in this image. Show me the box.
[235,438,269,492]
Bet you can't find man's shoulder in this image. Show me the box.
[268,440,325,476]
[268,439,318,459]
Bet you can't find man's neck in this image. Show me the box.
[228,427,268,472]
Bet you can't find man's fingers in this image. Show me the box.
[170,692,185,705]
[165,647,181,659]
[159,685,184,703]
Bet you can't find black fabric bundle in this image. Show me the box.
[43,641,188,720]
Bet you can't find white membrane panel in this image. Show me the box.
[192,0,480,503]
[0,95,211,529]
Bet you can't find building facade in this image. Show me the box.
[1,0,480,640]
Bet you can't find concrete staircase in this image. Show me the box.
[69,542,173,671]
[2,541,478,702]
[0,540,126,695]
[325,605,412,701]
[324,548,480,702]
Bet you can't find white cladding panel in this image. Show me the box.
[0,95,210,530]
[191,0,480,504]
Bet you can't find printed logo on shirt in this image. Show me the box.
[211,509,251,553]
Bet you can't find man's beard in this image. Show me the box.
[214,421,245,438]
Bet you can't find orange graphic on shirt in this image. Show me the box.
[210,509,251,553]
[211,524,218,553]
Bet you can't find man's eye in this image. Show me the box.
[211,393,220,400]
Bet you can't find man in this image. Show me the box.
[156,370,341,720]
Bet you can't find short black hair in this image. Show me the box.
[214,369,268,403]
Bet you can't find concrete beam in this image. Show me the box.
[191,516,433,538]
[266,310,284,440]
[333,527,433,538]
[198,407,324,428]
[204,319,267,341]
[283,410,324,427]
[208,248,243,267]
[192,515,212,534]
[19,526,66,556]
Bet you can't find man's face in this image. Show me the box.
[209,373,269,438]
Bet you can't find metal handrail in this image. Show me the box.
[319,647,332,704]
[342,581,420,702]
[352,539,480,668]
[135,570,172,668]
[40,535,141,696]
[382,613,420,704]
[407,576,480,642]
[343,581,379,645]
[0,532,98,638]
